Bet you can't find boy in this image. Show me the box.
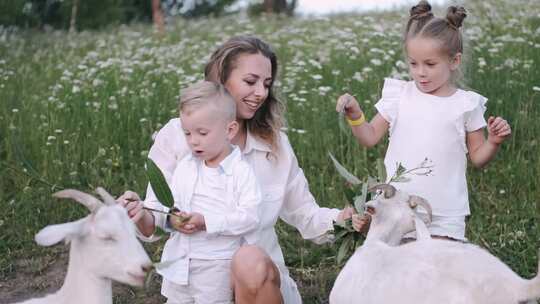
[130,81,261,303]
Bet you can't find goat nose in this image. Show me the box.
[142,262,153,273]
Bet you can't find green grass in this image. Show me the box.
[1,0,539,302]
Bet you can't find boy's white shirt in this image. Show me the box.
[144,146,261,285]
[141,118,339,302]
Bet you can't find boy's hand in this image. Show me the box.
[173,211,205,234]
[117,191,146,223]
[487,116,511,145]
[336,93,363,120]
[352,214,371,233]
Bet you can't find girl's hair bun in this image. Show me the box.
[446,6,467,29]
[410,0,433,19]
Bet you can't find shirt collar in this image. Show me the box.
[219,145,241,175]
[243,128,272,155]
[186,145,241,176]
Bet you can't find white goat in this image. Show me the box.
[15,188,152,304]
[330,184,540,304]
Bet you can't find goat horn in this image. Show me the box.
[408,195,432,223]
[368,183,396,199]
[95,187,116,206]
[53,189,103,213]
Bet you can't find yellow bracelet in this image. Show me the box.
[347,113,366,126]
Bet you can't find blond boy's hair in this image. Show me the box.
[179,81,236,122]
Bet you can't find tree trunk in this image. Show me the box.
[263,0,288,14]
[69,0,79,34]
[151,0,165,35]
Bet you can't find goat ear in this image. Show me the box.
[413,216,432,241]
[35,218,87,246]
[95,187,116,206]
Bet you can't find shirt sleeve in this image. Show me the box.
[374,78,406,135]
[464,91,488,132]
[145,118,190,203]
[205,162,261,242]
[278,135,340,244]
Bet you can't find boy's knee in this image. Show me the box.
[231,245,280,291]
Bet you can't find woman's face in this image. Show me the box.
[224,53,272,121]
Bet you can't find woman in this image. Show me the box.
[119,36,353,304]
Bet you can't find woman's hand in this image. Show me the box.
[336,93,363,120]
[336,206,355,225]
[352,214,371,233]
[487,116,511,145]
[117,191,146,223]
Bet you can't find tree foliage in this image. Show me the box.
[0,0,240,30]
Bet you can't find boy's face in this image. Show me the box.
[181,103,238,167]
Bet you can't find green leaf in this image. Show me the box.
[337,235,354,265]
[354,181,368,213]
[146,158,174,207]
[344,186,357,205]
[338,112,350,135]
[329,152,361,185]
[392,176,411,183]
[334,229,350,242]
[396,162,407,176]
[376,158,386,183]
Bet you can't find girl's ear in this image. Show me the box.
[450,52,462,71]
[226,120,239,141]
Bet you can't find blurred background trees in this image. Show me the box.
[0,0,298,31]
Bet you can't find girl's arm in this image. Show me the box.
[336,94,389,147]
[467,116,511,168]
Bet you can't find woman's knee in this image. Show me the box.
[231,245,280,290]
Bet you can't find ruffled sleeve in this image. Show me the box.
[455,91,488,153]
[374,78,406,135]
[463,91,487,132]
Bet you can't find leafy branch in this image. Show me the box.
[328,153,434,265]
[388,157,434,183]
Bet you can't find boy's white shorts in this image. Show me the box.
[163,259,233,304]
[163,258,303,304]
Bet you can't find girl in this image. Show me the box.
[338,1,511,241]
[119,36,354,304]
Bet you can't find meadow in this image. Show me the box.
[1,0,539,302]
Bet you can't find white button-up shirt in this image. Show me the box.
[145,146,261,285]
[144,118,340,302]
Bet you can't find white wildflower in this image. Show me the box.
[352,72,364,82]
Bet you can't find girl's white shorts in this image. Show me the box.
[403,214,467,241]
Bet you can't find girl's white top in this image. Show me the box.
[145,146,261,285]
[143,118,340,302]
[375,78,487,216]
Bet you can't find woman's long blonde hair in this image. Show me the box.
[204,36,284,155]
